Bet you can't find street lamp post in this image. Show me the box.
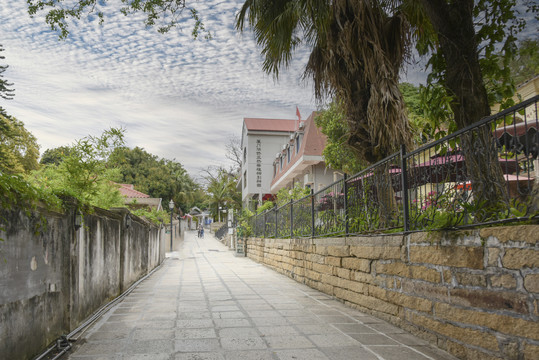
[169,199,174,252]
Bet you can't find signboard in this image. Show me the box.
[256,139,262,187]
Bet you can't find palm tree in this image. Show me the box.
[206,169,238,222]
[237,0,412,163]
[237,0,412,225]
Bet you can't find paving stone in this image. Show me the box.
[127,340,174,354]
[348,333,400,345]
[175,339,221,352]
[332,323,376,334]
[212,311,246,319]
[321,346,378,360]
[274,348,330,360]
[176,319,215,329]
[131,329,175,340]
[365,345,433,360]
[72,341,125,356]
[264,335,314,349]
[174,352,225,360]
[220,337,268,350]
[213,318,252,328]
[256,326,299,336]
[223,350,275,360]
[308,334,360,347]
[219,327,259,338]
[176,328,217,339]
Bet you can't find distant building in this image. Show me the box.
[117,184,162,211]
[270,112,343,194]
[239,116,298,209]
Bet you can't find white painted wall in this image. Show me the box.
[241,130,291,203]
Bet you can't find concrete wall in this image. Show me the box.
[0,204,165,360]
[246,225,538,360]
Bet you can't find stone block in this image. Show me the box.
[480,225,539,245]
[351,271,376,284]
[306,253,325,264]
[503,248,539,269]
[335,267,351,280]
[350,246,401,260]
[524,342,539,360]
[327,245,350,257]
[524,274,539,293]
[443,270,453,284]
[386,291,432,313]
[487,248,501,267]
[455,272,487,287]
[342,257,371,272]
[434,302,539,341]
[318,283,334,296]
[304,269,321,282]
[312,263,333,275]
[325,256,341,267]
[409,245,484,269]
[489,274,517,289]
[376,262,441,283]
[449,288,528,314]
[445,340,504,360]
[406,312,499,351]
[401,279,450,302]
[334,288,399,316]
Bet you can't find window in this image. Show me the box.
[280,155,284,170]
[243,147,246,163]
[243,171,247,189]
[287,146,291,163]
[295,134,301,154]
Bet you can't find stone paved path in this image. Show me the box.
[66,230,457,360]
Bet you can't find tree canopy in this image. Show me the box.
[107,146,201,213]
[0,113,40,174]
[0,44,14,102]
[26,0,211,39]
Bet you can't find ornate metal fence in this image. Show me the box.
[251,96,539,238]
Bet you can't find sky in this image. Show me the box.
[1,0,321,178]
[3,1,533,180]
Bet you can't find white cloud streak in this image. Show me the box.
[0,0,315,174]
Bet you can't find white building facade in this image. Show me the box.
[240,118,297,209]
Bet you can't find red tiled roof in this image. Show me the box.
[117,183,150,198]
[271,112,326,186]
[302,112,326,156]
[244,118,298,132]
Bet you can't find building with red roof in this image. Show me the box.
[270,112,343,194]
[117,183,162,211]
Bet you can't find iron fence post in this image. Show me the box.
[311,189,315,238]
[343,174,349,236]
[263,212,266,238]
[400,144,410,232]
[290,199,293,239]
[275,208,278,238]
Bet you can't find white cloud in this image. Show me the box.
[0,0,316,175]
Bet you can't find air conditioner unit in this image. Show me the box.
[304,173,313,185]
[298,122,305,129]
[289,134,295,141]
[282,144,287,150]
[275,153,281,159]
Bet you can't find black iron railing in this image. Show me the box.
[251,96,539,238]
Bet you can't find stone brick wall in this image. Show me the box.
[246,225,538,360]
